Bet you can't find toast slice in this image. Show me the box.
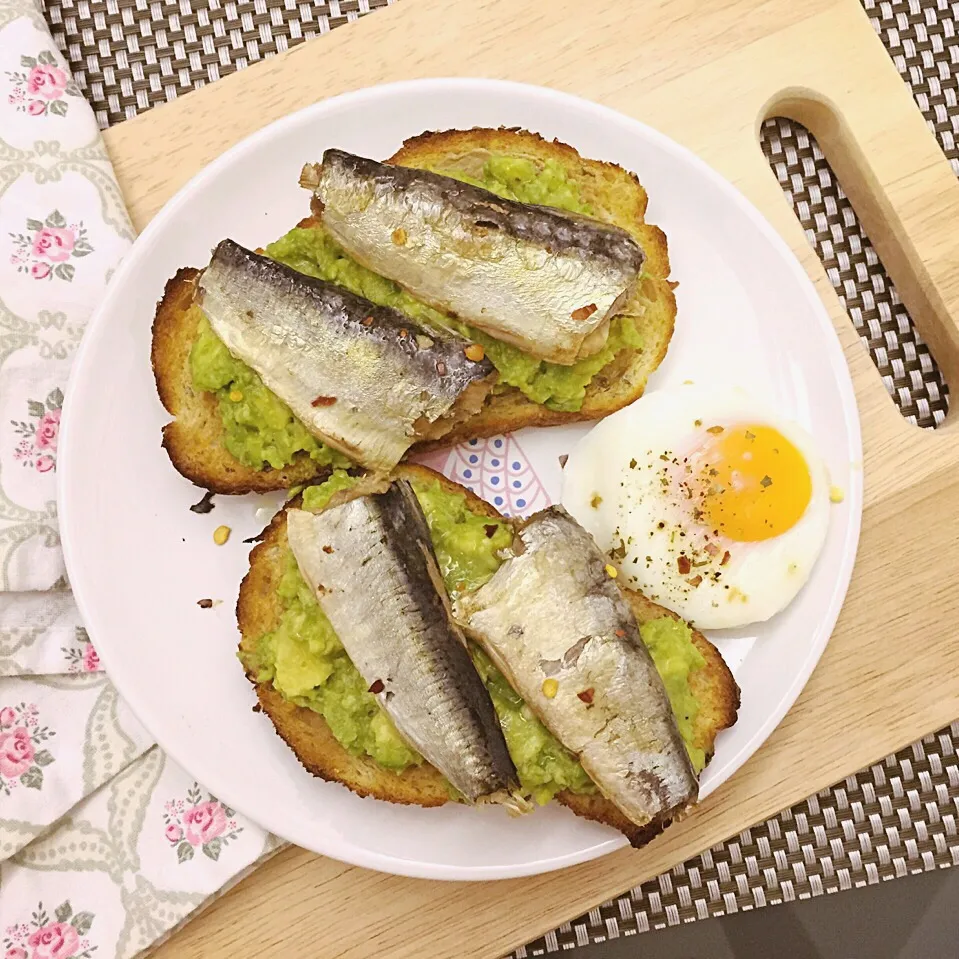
[389,128,677,448]
[236,465,739,846]
[152,128,677,492]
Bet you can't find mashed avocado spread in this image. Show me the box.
[241,474,707,801]
[189,311,351,472]
[189,154,647,470]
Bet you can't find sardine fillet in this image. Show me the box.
[286,481,519,805]
[309,150,645,366]
[198,239,495,471]
[455,507,698,827]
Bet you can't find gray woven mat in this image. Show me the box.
[38,0,959,951]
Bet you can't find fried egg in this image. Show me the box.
[561,385,830,629]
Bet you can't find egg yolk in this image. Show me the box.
[695,424,811,542]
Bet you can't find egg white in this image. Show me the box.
[561,385,831,629]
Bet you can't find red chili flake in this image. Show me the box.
[398,329,408,339]
[196,598,213,609]
[484,524,499,538]
[577,687,595,704]
[368,679,385,694]
[558,454,569,468]
[311,395,337,407]
[677,555,691,575]
[706,425,724,434]
[704,542,720,557]
[571,304,598,322]
[322,545,334,554]
[436,361,448,376]
[361,315,374,327]
[614,628,626,638]
[721,551,731,566]
[686,575,703,587]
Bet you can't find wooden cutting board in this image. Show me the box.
[102,0,959,955]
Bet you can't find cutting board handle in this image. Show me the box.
[767,75,959,423]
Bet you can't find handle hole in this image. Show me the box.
[760,117,948,429]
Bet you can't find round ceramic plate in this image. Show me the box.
[58,79,863,880]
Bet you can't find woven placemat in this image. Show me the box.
[37,0,958,951]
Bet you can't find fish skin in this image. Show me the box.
[455,506,698,827]
[307,150,645,366]
[286,480,520,805]
[198,239,495,471]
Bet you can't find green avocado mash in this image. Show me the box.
[241,475,706,801]
[245,548,421,770]
[188,152,648,468]
[189,311,350,472]
[641,618,707,772]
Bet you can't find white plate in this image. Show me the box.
[58,79,863,880]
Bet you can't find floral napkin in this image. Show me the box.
[0,0,282,953]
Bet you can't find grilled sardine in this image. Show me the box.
[455,507,698,828]
[198,239,495,471]
[303,150,646,366]
[286,480,520,806]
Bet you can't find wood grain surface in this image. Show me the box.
[101,0,959,955]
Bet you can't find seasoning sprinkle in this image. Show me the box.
[604,564,618,579]
[542,678,559,699]
[391,227,407,245]
[830,485,845,503]
[213,525,231,546]
[464,343,485,362]
[368,679,385,694]
[577,688,595,704]
[571,303,598,322]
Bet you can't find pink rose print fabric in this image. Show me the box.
[163,784,243,863]
[59,628,100,674]
[4,51,81,118]
[3,901,95,959]
[9,210,93,282]
[12,388,62,474]
[0,703,55,795]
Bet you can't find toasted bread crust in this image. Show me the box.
[152,129,676,491]
[236,466,739,846]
